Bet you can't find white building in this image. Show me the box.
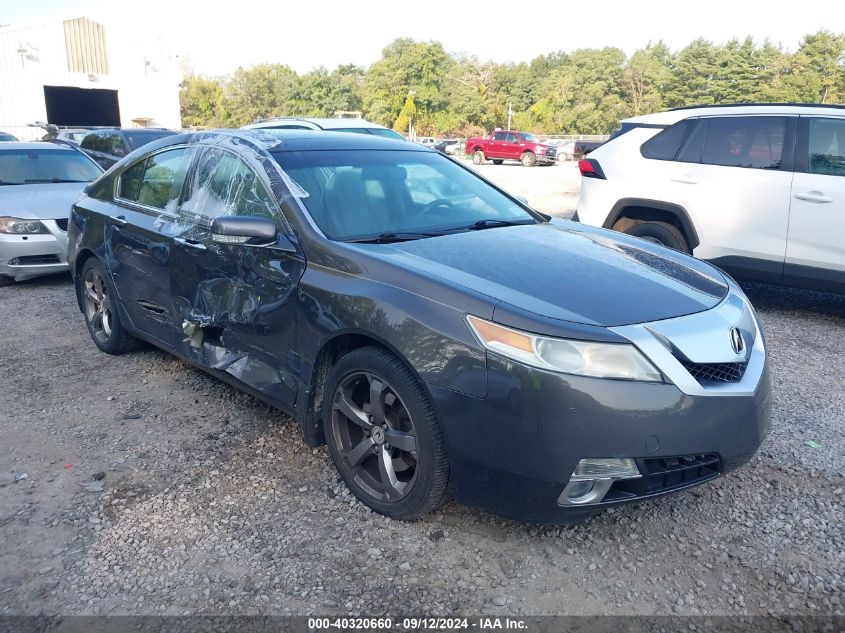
[0,17,182,140]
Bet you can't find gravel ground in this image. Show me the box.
[0,196,842,616]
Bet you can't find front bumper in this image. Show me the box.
[428,354,771,523]
[0,220,69,281]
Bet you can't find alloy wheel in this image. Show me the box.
[331,371,419,503]
[83,268,113,345]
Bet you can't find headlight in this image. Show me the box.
[466,315,662,382]
[0,217,49,235]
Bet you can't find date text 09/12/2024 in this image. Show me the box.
[308,617,528,630]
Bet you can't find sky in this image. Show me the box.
[3,0,845,76]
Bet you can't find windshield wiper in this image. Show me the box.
[24,178,89,183]
[459,219,535,231]
[346,231,443,244]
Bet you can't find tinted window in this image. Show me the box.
[702,116,787,169]
[0,148,101,184]
[641,119,694,160]
[118,159,145,200]
[80,133,98,150]
[676,119,708,163]
[493,132,507,141]
[118,148,193,211]
[123,130,176,150]
[104,132,128,157]
[807,118,845,177]
[181,148,276,224]
[274,149,534,241]
[506,133,519,143]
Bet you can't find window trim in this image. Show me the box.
[639,117,698,162]
[113,143,195,218]
[795,115,845,176]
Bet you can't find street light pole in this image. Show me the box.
[507,101,513,130]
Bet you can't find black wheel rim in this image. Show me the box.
[83,267,113,345]
[331,371,418,503]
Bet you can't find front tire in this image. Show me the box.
[79,257,138,354]
[621,221,690,254]
[324,346,451,520]
[472,150,485,165]
[521,151,537,167]
[0,275,13,287]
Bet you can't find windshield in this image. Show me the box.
[274,149,536,241]
[519,132,538,142]
[123,130,176,150]
[0,149,101,185]
[335,127,406,141]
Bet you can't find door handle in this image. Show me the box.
[671,176,699,185]
[110,215,127,226]
[173,237,207,251]
[794,191,833,204]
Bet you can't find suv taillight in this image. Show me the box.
[579,158,606,180]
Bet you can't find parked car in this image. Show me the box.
[0,142,102,285]
[558,141,576,161]
[0,132,19,142]
[242,116,406,140]
[79,128,178,170]
[576,103,845,293]
[433,138,461,155]
[39,124,95,145]
[573,139,604,158]
[69,129,770,523]
[416,137,437,147]
[465,130,557,166]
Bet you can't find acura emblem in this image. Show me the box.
[730,327,744,355]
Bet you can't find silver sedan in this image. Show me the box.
[0,142,102,284]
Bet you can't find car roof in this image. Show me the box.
[141,129,427,156]
[244,117,391,131]
[621,103,845,126]
[0,142,77,151]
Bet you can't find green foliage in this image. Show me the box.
[179,31,845,135]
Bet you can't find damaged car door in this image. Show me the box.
[107,146,196,346]
[168,145,306,407]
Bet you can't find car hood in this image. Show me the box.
[0,182,87,219]
[371,222,728,327]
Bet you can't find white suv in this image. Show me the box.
[241,117,405,140]
[576,104,845,293]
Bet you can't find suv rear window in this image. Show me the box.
[701,116,787,169]
[640,120,694,160]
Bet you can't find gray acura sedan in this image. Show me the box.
[68,130,770,523]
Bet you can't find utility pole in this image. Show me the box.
[507,101,513,130]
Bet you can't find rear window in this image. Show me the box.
[123,130,176,151]
[701,116,787,169]
[640,120,694,160]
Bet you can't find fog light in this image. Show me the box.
[558,458,642,506]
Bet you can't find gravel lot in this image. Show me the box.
[470,160,581,218]
[0,166,842,616]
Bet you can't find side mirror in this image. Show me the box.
[211,215,278,247]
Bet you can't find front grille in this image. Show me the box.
[13,254,61,266]
[54,218,68,231]
[677,357,748,384]
[604,453,720,502]
[544,147,557,157]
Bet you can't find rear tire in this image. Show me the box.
[79,257,138,354]
[521,151,537,167]
[0,275,13,287]
[621,221,690,254]
[472,150,485,165]
[492,159,503,165]
[323,346,451,520]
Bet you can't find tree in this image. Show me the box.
[393,93,417,136]
[224,63,299,126]
[363,39,450,128]
[179,75,226,128]
[622,42,673,115]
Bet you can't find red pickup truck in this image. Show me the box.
[465,130,557,167]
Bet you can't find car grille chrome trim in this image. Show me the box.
[610,288,766,397]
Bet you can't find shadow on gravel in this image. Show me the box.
[740,282,844,320]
